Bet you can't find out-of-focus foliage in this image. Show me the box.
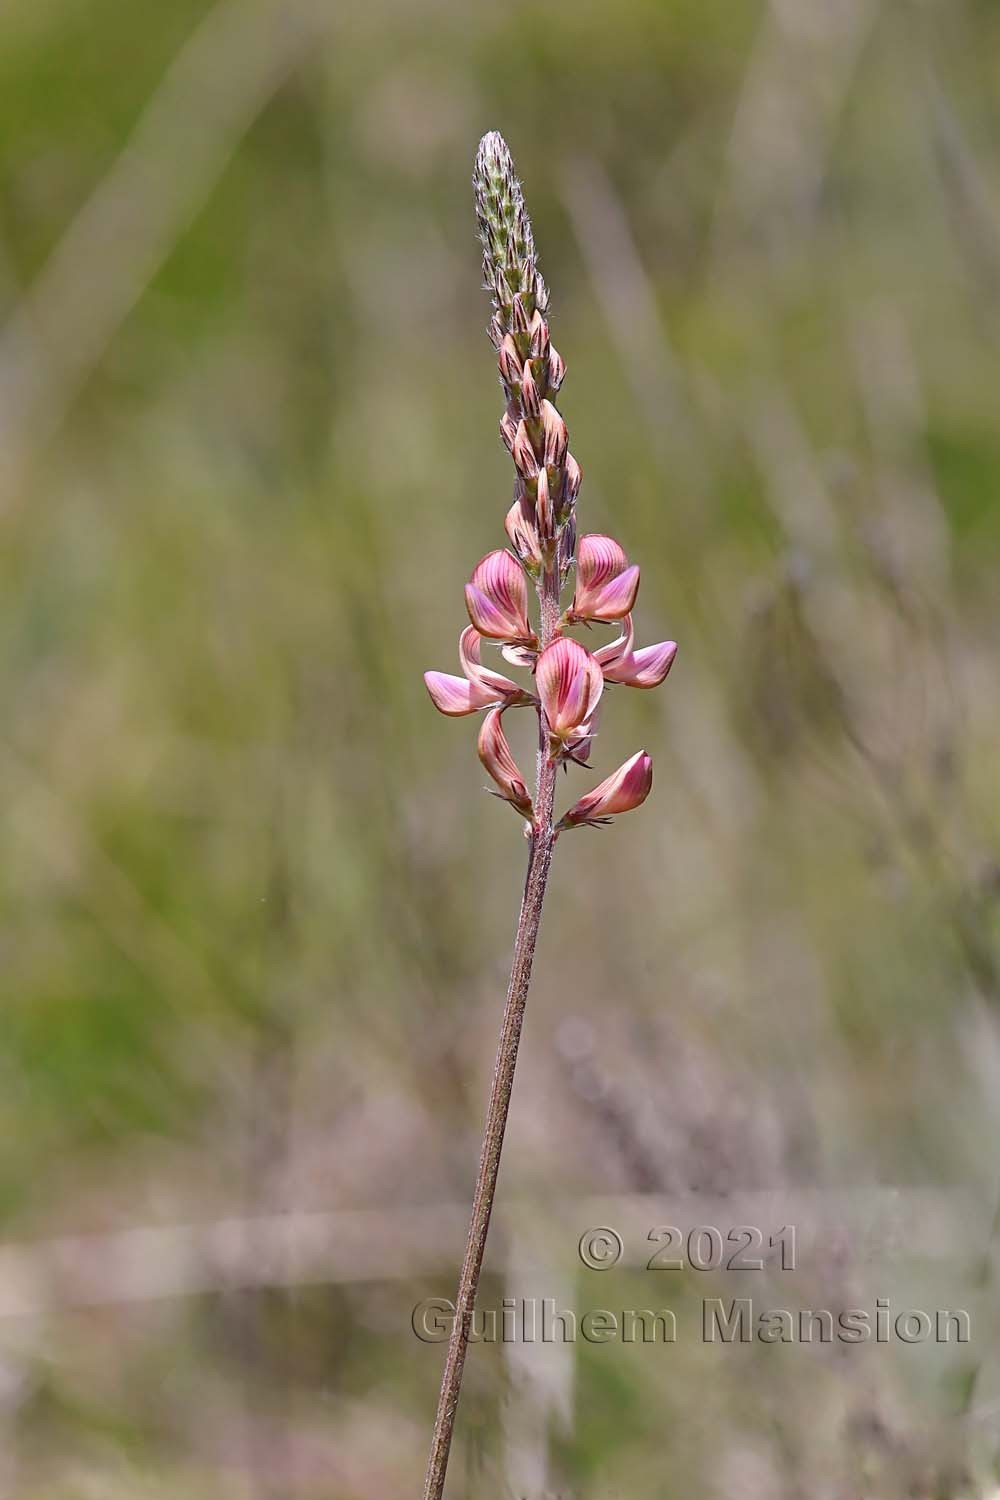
[1,0,999,1494]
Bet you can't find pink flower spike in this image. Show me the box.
[559,750,653,829]
[535,637,604,743]
[595,614,677,689]
[465,550,537,645]
[478,708,533,818]
[570,534,640,622]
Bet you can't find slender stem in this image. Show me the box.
[422,558,562,1500]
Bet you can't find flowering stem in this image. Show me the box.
[422,562,561,1500]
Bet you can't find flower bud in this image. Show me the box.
[520,361,541,422]
[562,453,582,509]
[511,294,531,337]
[499,404,518,453]
[511,420,540,480]
[569,534,639,622]
[465,550,537,645]
[478,708,533,817]
[540,401,568,470]
[497,336,522,389]
[528,311,550,360]
[559,751,653,829]
[547,347,566,394]
[535,468,555,544]
[504,494,542,567]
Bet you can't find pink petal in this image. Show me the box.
[626,640,677,689]
[586,564,640,622]
[594,615,635,678]
[572,536,638,620]
[560,750,653,827]
[424,671,493,717]
[477,708,533,817]
[459,627,524,701]
[466,551,535,643]
[577,534,629,591]
[535,637,604,738]
[504,496,541,567]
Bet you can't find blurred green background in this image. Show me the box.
[2,0,1000,1494]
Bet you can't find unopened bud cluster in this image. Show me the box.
[425,133,676,834]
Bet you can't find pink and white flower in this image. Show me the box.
[594,614,677,689]
[568,534,640,622]
[465,550,537,645]
[535,636,604,748]
[559,750,653,828]
[478,708,533,817]
[424,627,531,717]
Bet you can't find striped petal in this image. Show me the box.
[571,535,640,621]
[477,708,533,817]
[465,550,536,643]
[559,750,653,828]
[535,637,604,739]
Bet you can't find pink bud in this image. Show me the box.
[540,401,568,470]
[535,637,604,742]
[535,468,555,543]
[570,534,640,622]
[465,550,537,645]
[498,336,522,388]
[562,453,582,508]
[511,421,540,480]
[547,347,566,393]
[520,362,541,422]
[528,310,550,360]
[559,750,653,828]
[594,614,677,689]
[504,495,542,567]
[478,708,533,817]
[512,295,531,336]
[499,403,518,454]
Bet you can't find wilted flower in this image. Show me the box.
[535,636,604,747]
[477,708,533,817]
[568,534,640,622]
[558,750,653,828]
[594,614,677,689]
[465,550,537,645]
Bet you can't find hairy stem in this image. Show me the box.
[422,561,561,1500]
